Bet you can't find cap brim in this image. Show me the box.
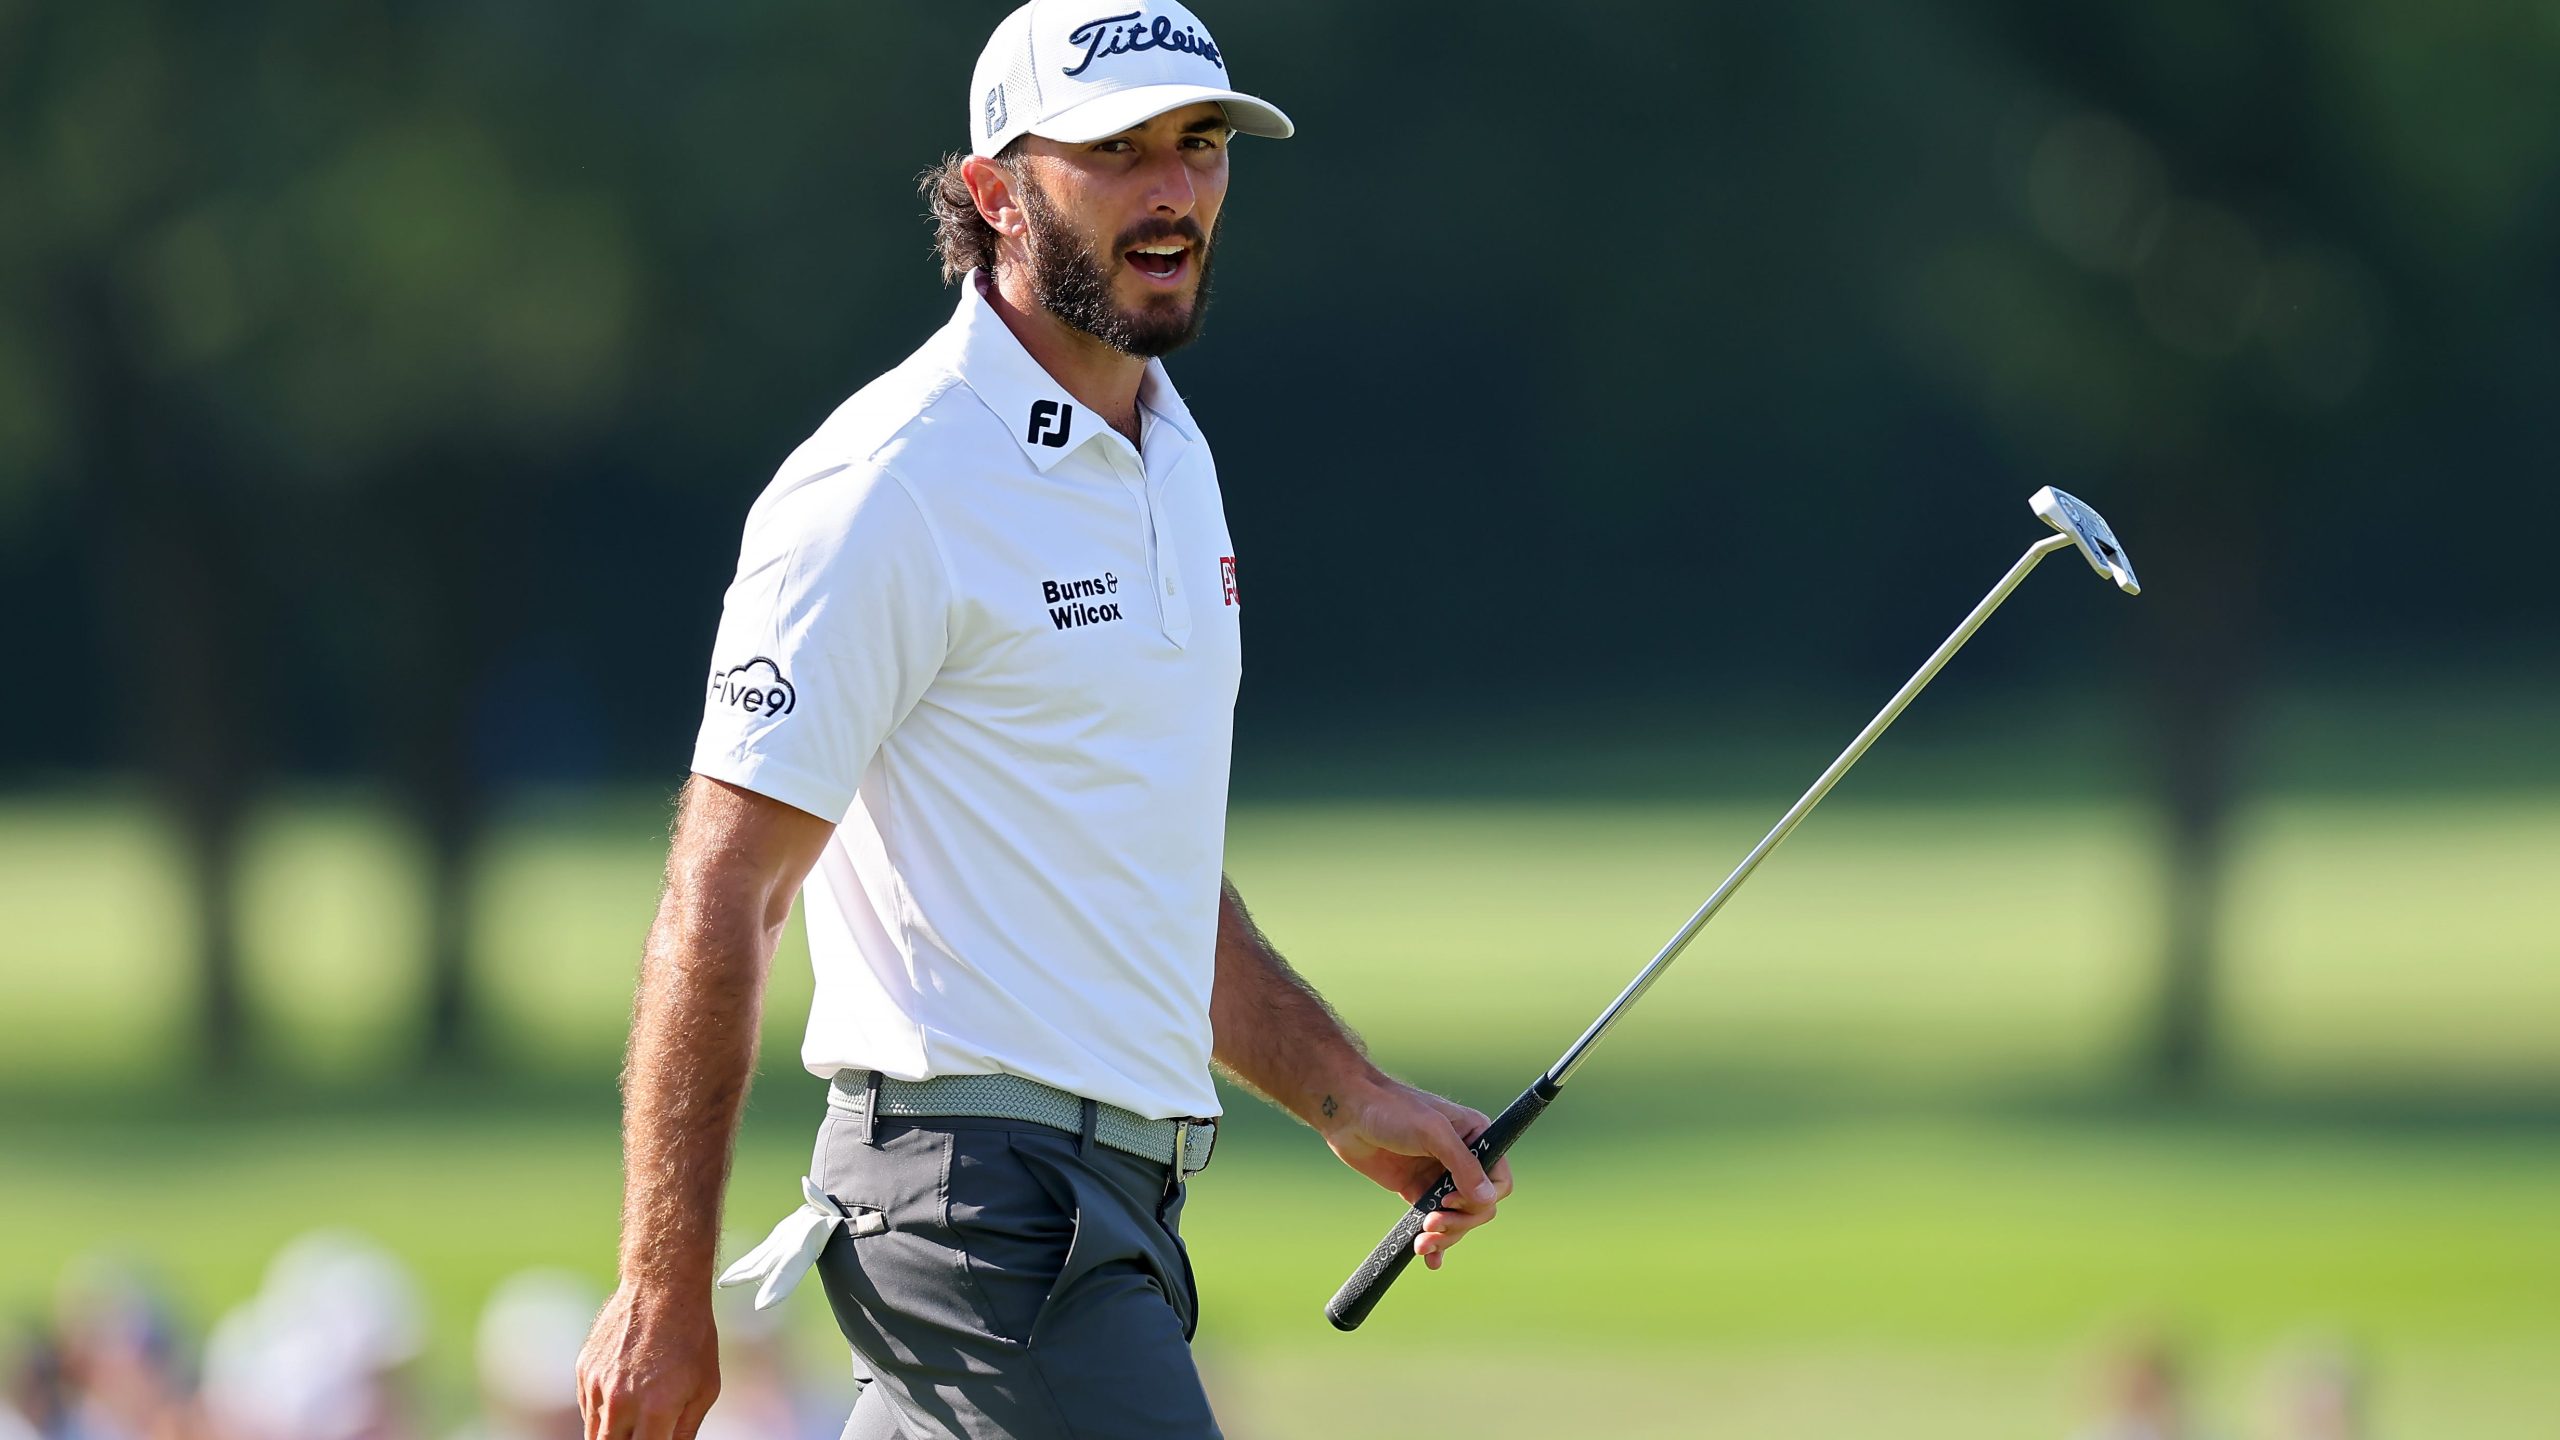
[1031,83,1294,144]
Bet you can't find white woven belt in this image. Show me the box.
[831,1072,1218,1175]
[716,1073,1216,1310]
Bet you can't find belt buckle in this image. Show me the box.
[1171,1119,1190,1173]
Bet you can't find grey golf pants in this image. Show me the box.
[809,1100,1223,1439]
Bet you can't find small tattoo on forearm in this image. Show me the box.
[1321,1094,1339,1119]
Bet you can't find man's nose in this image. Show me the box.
[1142,150,1198,217]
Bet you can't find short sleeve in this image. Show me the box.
[690,463,950,822]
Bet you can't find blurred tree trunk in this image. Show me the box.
[146,507,263,1077]
[411,683,485,1067]
[368,447,499,1068]
[1966,3,2315,1095]
[2133,453,2267,1092]
[63,273,264,1075]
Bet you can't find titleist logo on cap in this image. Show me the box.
[1063,10,1225,77]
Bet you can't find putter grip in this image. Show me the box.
[1324,1075,1559,1332]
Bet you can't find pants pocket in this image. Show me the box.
[813,1123,1013,1354]
[944,1129,1081,1348]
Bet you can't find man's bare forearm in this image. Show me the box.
[1209,877,1388,1128]
[615,787,802,1294]
[1207,878,1511,1256]
[581,782,835,1436]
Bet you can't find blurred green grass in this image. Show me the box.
[5,785,2557,1435]
[7,786,2555,1095]
[7,1100,2554,1436]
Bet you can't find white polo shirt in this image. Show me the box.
[690,271,1242,1121]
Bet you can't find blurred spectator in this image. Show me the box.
[2267,1338,2365,1440]
[11,1242,849,1440]
[2072,1335,2221,1440]
[446,1270,598,1440]
[201,1233,422,1440]
[694,1292,844,1440]
[4,1321,70,1440]
[47,1258,194,1440]
[1,1319,54,1440]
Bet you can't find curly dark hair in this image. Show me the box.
[918,143,1024,284]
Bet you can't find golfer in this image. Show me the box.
[576,3,1512,1436]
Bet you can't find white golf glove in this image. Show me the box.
[714,1176,882,1310]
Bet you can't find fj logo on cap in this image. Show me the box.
[1063,10,1225,78]
[984,83,1007,135]
[1027,399,1073,447]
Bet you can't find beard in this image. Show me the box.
[1018,178,1219,359]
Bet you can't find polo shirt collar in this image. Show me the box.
[951,270,1198,472]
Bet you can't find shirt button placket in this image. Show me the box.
[1150,477,1190,647]
[1115,445,1188,647]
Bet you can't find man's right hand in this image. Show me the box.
[577,1284,722,1440]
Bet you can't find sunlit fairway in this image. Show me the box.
[13,788,2555,1097]
[5,787,2556,1436]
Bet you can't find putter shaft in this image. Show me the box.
[1334,494,2138,1332]
[1547,532,2075,1085]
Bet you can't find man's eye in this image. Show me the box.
[1096,139,1134,153]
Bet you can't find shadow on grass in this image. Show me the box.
[1230,679,2560,805]
[8,1058,2558,1148]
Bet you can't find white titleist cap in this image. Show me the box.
[970,0,1294,159]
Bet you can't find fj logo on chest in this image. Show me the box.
[1043,572,1124,629]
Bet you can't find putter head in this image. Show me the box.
[2031,487,2141,595]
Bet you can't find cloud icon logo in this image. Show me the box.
[710,657,797,717]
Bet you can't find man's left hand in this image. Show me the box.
[1319,1078,1516,1268]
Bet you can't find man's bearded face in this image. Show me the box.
[1017,172,1219,359]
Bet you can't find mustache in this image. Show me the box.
[1113,216,1208,253]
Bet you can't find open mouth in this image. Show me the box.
[1125,242,1192,286]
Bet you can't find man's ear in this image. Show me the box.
[962,155,1028,239]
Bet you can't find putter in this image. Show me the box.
[1326,486,2140,1331]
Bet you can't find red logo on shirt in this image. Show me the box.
[1219,556,1238,606]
